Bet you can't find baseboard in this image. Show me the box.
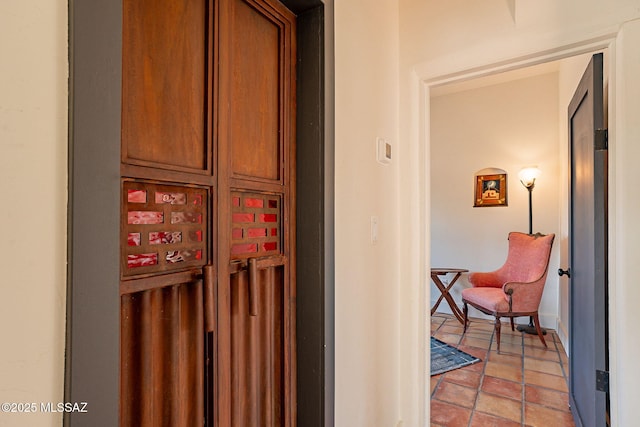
[556,318,570,356]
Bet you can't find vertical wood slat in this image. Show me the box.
[229,266,284,426]
[141,291,153,424]
[120,281,204,427]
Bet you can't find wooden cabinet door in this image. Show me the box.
[120,0,296,426]
[216,0,297,425]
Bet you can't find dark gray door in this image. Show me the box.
[567,52,609,427]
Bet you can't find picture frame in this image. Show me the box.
[474,173,507,207]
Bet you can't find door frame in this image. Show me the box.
[65,1,335,426]
[416,37,617,424]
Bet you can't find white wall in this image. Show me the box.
[430,72,561,329]
[399,0,640,425]
[0,1,67,426]
[334,1,402,425]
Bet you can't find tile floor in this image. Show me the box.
[431,313,575,427]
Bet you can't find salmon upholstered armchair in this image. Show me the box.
[461,232,555,352]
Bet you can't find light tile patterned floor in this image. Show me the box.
[431,313,575,427]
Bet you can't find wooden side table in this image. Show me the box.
[430,268,468,324]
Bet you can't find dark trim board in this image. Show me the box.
[65,0,334,426]
[294,2,335,426]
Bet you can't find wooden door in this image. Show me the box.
[120,0,214,425]
[566,52,609,427]
[119,0,296,426]
[216,0,297,425]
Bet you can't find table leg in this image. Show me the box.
[430,272,465,324]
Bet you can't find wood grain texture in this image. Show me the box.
[122,0,212,173]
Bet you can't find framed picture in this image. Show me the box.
[474,173,507,207]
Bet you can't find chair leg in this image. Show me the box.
[532,314,547,348]
[494,316,501,353]
[463,302,469,333]
[510,317,515,331]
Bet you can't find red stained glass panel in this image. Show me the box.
[128,233,141,246]
[229,191,281,259]
[259,213,277,223]
[262,242,277,251]
[128,189,147,203]
[231,243,258,255]
[128,211,164,225]
[149,231,182,245]
[171,212,202,224]
[166,249,202,263]
[189,230,203,242]
[155,192,187,204]
[127,253,158,268]
[244,198,264,208]
[233,213,255,223]
[247,228,267,237]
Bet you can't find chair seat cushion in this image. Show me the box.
[461,287,509,313]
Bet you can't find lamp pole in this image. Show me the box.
[517,168,547,336]
[527,185,533,234]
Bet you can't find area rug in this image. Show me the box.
[430,336,481,376]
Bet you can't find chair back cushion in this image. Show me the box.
[501,232,555,283]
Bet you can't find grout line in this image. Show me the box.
[466,316,494,427]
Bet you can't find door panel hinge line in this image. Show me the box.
[596,369,609,393]
[595,128,608,150]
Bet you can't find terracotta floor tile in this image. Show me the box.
[522,334,551,349]
[491,340,523,355]
[484,361,523,383]
[475,392,522,423]
[457,344,489,361]
[524,369,569,393]
[497,333,524,345]
[470,411,522,427]
[466,320,496,332]
[461,336,493,349]
[524,345,560,361]
[524,385,571,412]
[464,329,493,340]
[434,380,478,408]
[525,402,576,427]
[441,324,465,335]
[524,358,564,376]
[443,367,482,389]
[488,350,522,367]
[433,332,462,346]
[481,376,522,400]
[430,376,440,395]
[430,399,472,426]
[431,314,575,427]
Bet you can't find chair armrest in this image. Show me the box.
[502,280,544,313]
[468,271,504,288]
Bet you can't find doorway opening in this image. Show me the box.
[425,46,611,425]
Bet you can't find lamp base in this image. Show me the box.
[516,319,547,336]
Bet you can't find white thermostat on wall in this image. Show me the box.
[376,137,392,165]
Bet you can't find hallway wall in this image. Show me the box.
[0,1,67,426]
[334,0,402,425]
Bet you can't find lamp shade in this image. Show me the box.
[519,167,541,188]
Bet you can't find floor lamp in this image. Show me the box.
[516,167,547,336]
